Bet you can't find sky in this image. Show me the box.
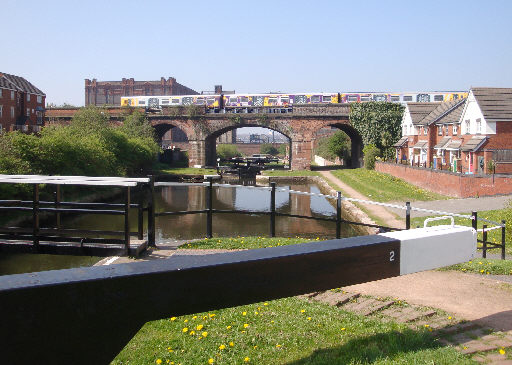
[2,0,512,107]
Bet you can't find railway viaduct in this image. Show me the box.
[45,105,362,170]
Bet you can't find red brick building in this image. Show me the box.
[396,87,512,174]
[84,77,198,106]
[0,72,45,133]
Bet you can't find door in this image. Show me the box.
[477,156,485,174]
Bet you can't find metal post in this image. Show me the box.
[472,211,478,232]
[33,184,40,251]
[405,202,411,230]
[54,185,61,230]
[137,185,144,240]
[147,176,155,247]
[482,225,487,258]
[270,182,276,237]
[502,220,506,260]
[206,177,213,238]
[336,191,342,239]
[124,187,131,256]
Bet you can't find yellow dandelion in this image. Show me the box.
[209,313,215,318]
[196,324,204,331]
[448,316,452,320]
[243,323,249,328]
[242,311,247,316]
[264,303,268,306]
[424,324,430,328]
[307,317,312,321]
[203,316,208,320]
[300,309,305,313]
[170,317,177,321]
[254,311,258,315]
[156,360,162,365]
[229,341,234,347]
[202,331,208,337]
[341,328,346,331]
[244,357,250,362]
[241,330,246,334]
[219,344,226,350]
[499,348,506,355]
[208,358,214,364]
[192,316,197,320]
[276,344,281,348]
[182,328,188,333]
[271,320,275,324]
[189,330,195,335]
[253,345,258,349]
[184,319,188,323]
[226,325,232,330]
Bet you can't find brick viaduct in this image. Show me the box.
[45,105,362,170]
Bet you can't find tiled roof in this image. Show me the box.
[461,136,487,152]
[433,137,451,149]
[445,140,462,150]
[406,103,442,124]
[0,72,45,96]
[0,76,17,90]
[413,140,428,149]
[393,136,408,147]
[472,87,512,121]
[420,98,466,126]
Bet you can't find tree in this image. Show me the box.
[315,131,350,162]
[260,143,279,156]
[216,144,242,160]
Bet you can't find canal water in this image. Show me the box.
[0,181,360,275]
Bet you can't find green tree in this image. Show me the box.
[315,131,350,162]
[216,144,242,160]
[363,144,380,170]
[350,102,404,152]
[260,144,279,156]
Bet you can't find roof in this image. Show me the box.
[393,136,408,147]
[420,98,467,126]
[433,137,451,149]
[471,87,512,121]
[0,76,17,90]
[406,103,442,124]
[0,72,45,96]
[445,140,462,150]
[413,140,428,149]
[461,136,487,152]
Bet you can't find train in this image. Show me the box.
[120,91,468,112]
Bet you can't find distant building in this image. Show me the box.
[84,77,198,106]
[0,72,45,133]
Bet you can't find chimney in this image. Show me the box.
[214,85,223,94]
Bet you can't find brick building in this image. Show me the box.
[396,87,512,174]
[84,77,198,106]
[0,72,45,133]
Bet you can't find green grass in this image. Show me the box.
[411,208,510,256]
[330,169,447,202]
[440,258,512,276]
[112,297,471,365]
[157,167,219,175]
[179,237,315,250]
[262,170,319,177]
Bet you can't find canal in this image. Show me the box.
[0,181,360,275]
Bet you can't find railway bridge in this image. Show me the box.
[150,104,361,170]
[45,105,361,170]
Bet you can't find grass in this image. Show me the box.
[113,237,473,364]
[179,237,315,250]
[113,297,471,365]
[262,170,319,177]
[330,169,447,202]
[440,258,512,276]
[157,167,219,175]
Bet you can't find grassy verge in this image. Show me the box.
[262,170,319,177]
[156,167,218,175]
[113,298,470,365]
[330,169,447,202]
[179,237,314,250]
[411,208,510,256]
[441,258,512,276]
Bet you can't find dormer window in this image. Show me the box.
[465,120,470,134]
[453,124,458,135]
[438,126,442,136]
[476,118,482,134]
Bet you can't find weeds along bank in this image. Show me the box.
[0,106,160,198]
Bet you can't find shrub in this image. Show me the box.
[260,144,279,156]
[363,144,380,170]
[216,144,242,160]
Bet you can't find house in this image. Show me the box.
[0,72,45,133]
[396,87,512,174]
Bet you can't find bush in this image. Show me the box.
[315,131,350,163]
[260,144,279,156]
[363,144,380,170]
[216,144,242,160]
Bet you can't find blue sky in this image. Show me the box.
[3,0,512,106]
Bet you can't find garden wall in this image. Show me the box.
[376,161,512,198]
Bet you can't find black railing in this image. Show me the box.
[472,211,506,259]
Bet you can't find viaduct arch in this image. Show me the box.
[149,105,362,170]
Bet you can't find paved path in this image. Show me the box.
[319,171,405,229]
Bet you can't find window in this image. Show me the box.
[229,97,237,104]
[424,126,427,135]
[311,95,321,103]
[161,100,169,104]
[453,124,458,135]
[280,97,289,104]
[322,95,331,102]
[268,98,278,104]
[476,118,482,134]
[0,105,2,117]
[444,124,448,135]
[11,106,15,118]
[27,94,30,102]
[240,96,249,103]
[0,89,2,98]
[465,120,470,134]
[391,96,400,102]
[11,91,15,100]
[347,95,358,102]
[171,98,180,104]
[434,95,444,102]
[403,95,413,102]
[438,126,443,135]
[206,97,216,105]
[26,108,30,116]
[37,95,42,103]
[360,96,370,102]
[138,100,146,105]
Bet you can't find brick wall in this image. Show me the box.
[0,88,17,131]
[0,89,45,132]
[376,161,512,198]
